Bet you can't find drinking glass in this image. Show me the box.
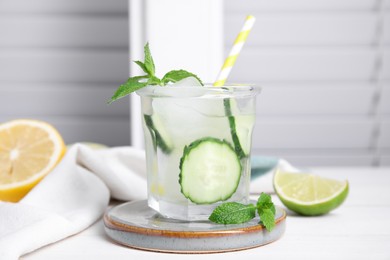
[137,85,259,221]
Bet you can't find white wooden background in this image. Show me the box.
[1,0,389,167]
[0,0,130,146]
[224,0,390,166]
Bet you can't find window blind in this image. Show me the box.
[224,0,389,166]
[0,0,130,146]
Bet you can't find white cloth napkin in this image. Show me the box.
[0,144,147,260]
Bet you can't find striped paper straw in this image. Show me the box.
[213,15,256,87]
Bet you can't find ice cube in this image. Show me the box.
[169,76,203,87]
[152,76,205,98]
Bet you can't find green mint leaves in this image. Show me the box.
[108,43,203,104]
[161,70,203,86]
[143,42,155,76]
[108,76,148,103]
[209,193,276,232]
[257,193,276,232]
[209,202,256,225]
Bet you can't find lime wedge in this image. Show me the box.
[273,170,348,216]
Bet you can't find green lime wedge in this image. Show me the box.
[273,170,348,216]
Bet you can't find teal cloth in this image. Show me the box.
[251,156,278,180]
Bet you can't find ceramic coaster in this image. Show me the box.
[104,200,286,253]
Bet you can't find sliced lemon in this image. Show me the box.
[0,119,66,202]
[273,170,348,216]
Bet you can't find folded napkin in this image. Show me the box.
[0,144,294,259]
[0,144,146,260]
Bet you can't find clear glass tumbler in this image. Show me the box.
[137,85,260,220]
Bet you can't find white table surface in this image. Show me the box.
[22,167,390,260]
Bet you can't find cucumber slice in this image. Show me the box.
[179,137,242,204]
[233,114,255,156]
[144,115,173,154]
[224,99,255,159]
[224,99,245,159]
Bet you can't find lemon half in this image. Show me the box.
[0,119,66,202]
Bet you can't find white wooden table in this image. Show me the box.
[23,167,390,260]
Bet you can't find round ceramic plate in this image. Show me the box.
[104,200,286,253]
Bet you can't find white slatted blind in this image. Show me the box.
[0,0,130,146]
[224,0,390,166]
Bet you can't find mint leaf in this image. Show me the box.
[208,193,276,232]
[209,202,256,224]
[108,76,148,104]
[133,60,148,74]
[257,193,276,232]
[258,208,275,232]
[161,70,203,86]
[256,192,276,215]
[144,43,155,76]
[147,75,161,85]
[257,193,276,215]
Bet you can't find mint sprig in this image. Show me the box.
[208,193,276,232]
[257,193,276,232]
[108,43,203,104]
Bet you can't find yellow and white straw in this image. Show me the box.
[213,15,256,87]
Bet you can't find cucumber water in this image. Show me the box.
[137,85,258,221]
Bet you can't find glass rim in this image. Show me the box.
[136,84,261,98]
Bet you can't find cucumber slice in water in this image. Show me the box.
[224,99,248,159]
[233,114,255,156]
[144,115,173,154]
[179,137,242,204]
